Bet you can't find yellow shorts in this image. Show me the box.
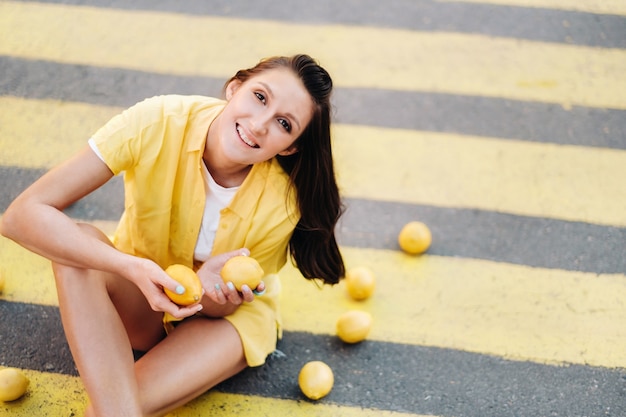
[163,274,281,367]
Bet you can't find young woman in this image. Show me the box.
[0,54,345,416]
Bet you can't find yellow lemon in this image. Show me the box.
[0,368,30,402]
[398,221,432,255]
[0,271,5,294]
[221,256,264,291]
[336,310,373,344]
[164,264,203,306]
[298,361,334,400]
[345,266,376,301]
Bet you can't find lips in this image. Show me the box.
[236,124,259,148]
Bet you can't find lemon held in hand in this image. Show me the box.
[298,361,334,400]
[163,264,203,306]
[0,368,30,402]
[398,221,432,255]
[336,310,373,344]
[221,255,264,291]
[345,266,376,301]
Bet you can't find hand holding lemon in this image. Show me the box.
[163,264,203,306]
[220,255,265,292]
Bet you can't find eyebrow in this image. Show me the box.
[259,81,302,131]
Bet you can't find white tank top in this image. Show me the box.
[193,162,239,262]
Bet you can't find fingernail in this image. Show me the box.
[253,288,266,296]
[227,282,235,291]
[175,285,185,295]
[196,304,203,312]
[241,251,248,256]
[214,283,221,291]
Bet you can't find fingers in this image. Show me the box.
[223,281,245,304]
[158,271,185,298]
[211,281,260,304]
[151,290,203,320]
[239,284,256,303]
[253,281,266,296]
[168,303,204,320]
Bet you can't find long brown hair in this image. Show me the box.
[225,54,345,285]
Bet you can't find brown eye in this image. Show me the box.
[278,118,291,132]
[255,92,266,103]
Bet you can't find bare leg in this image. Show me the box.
[134,317,248,416]
[53,224,165,416]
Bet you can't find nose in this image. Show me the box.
[250,111,271,136]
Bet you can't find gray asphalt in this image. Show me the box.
[1,1,626,416]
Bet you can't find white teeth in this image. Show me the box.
[237,125,257,148]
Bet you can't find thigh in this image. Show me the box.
[54,222,166,351]
[134,317,247,416]
[105,272,166,351]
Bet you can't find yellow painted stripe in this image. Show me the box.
[3,231,626,368]
[282,248,626,368]
[333,124,626,227]
[0,221,116,306]
[174,391,427,417]
[3,97,625,227]
[0,97,119,169]
[1,368,429,417]
[1,2,625,109]
[1,369,86,416]
[438,0,626,16]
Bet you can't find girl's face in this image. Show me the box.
[215,67,314,166]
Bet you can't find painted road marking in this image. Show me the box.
[1,2,625,109]
[3,97,625,226]
[332,124,626,227]
[441,0,626,16]
[3,56,625,150]
[2,231,625,368]
[4,169,622,275]
[0,368,428,417]
[0,97,118,169]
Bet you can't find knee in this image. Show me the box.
[52,223,112,287]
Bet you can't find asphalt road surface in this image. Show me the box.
[1,0,625,416]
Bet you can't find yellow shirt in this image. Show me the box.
[91,95,299,366]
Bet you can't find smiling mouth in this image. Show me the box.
[236,124,259,148]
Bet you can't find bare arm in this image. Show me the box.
[0,146,199,318]
[1,146,123,269]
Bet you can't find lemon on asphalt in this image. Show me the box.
[221,255,264,291]
[398,221,432,255]
[298,361,334,400]
[336,310,373,344]
[163,264,203,306]
[345,266,376,301]
[0,367,30,402]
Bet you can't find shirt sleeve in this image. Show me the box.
[90,96,167,175]
[87,138,105,162]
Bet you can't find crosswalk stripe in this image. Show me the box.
[1,368,428,417]
[2,228,624,368]
[3,96,624,227]
[1,1,625,109]
[332,124,626,227]
[444,0,626,16]
[0,97,118,169]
